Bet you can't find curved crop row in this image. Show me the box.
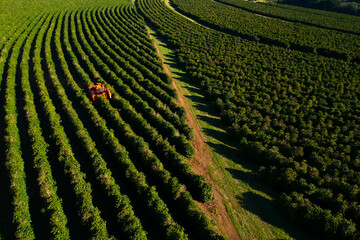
[49,11,148,240]
[105,6,159,59]
[31,12,109,239]
[88,8,184,121]
[95,7,193,140]
[84,8,190,138]
[0,16,31,51]
[70,6,211,203]
[98,95,213,203]
[65,10,217,233]
[0,15,43,88]
[58,9,189,239]
[1,13,46,240]
[75,8,194,156]
[95,7,177,100]
[98,7,171,89]
[108,94,213,202]
[20,14,70,240]
[113,6,158,54]
[70,8,189,150]
[97,96,222,240]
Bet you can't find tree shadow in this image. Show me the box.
[168,61,183,71]
[227,168,276,198]
[239,192,277,227]
[159,43,169,48]
[238,192,316,240]
[180,77,203,91]
[204,128,238,149]
[163,51,176,60]
[198,115,224,131]
[185,98,209,113]
[171,69,188,80]
[184,94,204,103]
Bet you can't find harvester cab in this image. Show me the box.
[88,83,112,102]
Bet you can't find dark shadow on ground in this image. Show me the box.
[184,94,204,104]
[227,168,276,198]
[238,192,317,240]
[186,101,209,113]
[198,115,223,129]
[159,43,169,48]
[239,192,277,226]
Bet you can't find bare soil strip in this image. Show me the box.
[146,25,240,240]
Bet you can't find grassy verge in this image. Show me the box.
[146,24,315,240]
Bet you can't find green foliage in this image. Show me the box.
[279,192,359,240]
[32,12,109,239]
[20,14,70,240]
[218,0,360,33]
[0,13,49,240]
[138,0,360,238]
[49,10,148,239]
[280,0,360,16]
[171,0,360,60]
[0,0,220,239]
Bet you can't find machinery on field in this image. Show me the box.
[88,83,112,102]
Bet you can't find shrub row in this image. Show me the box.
[113,5,158,55]
[216,0,360,34]
[59,10,188,239]
[109,95,213,203]
[90,8,181,115]
[65,6,220,239]
[98,7,192,138]
[110,5,174,85]
[74,9,194,156]
[100,6,171,88]
[171,0,359,60]
[49,11,148,240]
[84,8,191,141]
[137,0,360,238]
[96,7,177,99]
[97,97,222,239]
[68,5,209,203]
[1,13,44,240]
[0,15,31,52]
[32,12,108,239]
[20,14,70,240]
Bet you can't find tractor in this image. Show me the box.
[88,83,112,102]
